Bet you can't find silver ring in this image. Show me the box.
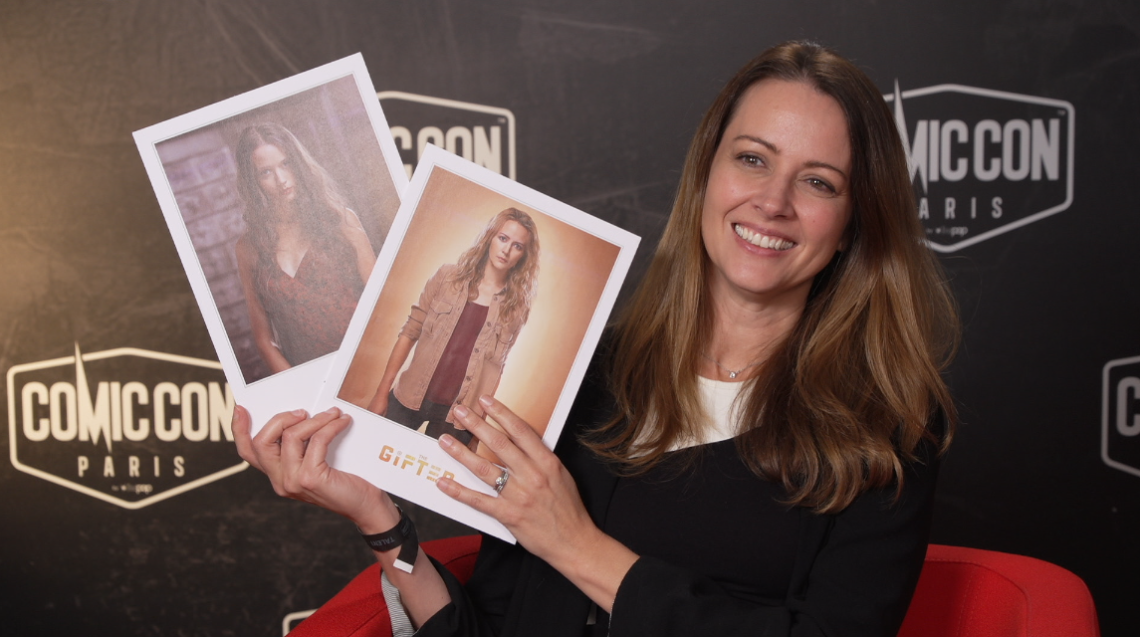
[493,469,509,494]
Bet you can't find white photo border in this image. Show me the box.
[321,145,639,542]
[133,54,408,429]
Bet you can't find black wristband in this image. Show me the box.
[360,504,419,573]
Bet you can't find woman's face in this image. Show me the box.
[700,79,852,309]
[251,143,297,209]
[488,219,530,273]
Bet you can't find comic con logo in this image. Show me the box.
[885,83,1075,252]
[1103,355,1140,479]
[7,346,245,509]
[379,91,516,181]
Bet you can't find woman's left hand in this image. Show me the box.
[436,395,594,563]
[436,395,639,612]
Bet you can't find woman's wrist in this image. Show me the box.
[360,502,420,573]
[545,525,638,614]
[354,493,402,536]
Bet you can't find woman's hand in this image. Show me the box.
[234,405,454,624]
[232,405,394,532]
[435,396,639,613]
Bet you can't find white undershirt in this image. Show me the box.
[676,375,744,449]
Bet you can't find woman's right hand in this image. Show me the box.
[233,405,454,624]
[232,405,396,531]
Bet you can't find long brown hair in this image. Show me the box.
[592,41,959,513]
[234,123,357,280]
[451,207,540,329]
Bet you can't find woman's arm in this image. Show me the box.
[338,208,376,282]
[236,237,292,374]
[367,334,414,415]
[367,266,448,414]
[231,406,452,627]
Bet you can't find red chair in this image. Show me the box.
[290,538,1100,637]
[898,544,1100,637]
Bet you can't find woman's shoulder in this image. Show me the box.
[429,263,461,285]
[420,263,461,295]
[335,207,367,232]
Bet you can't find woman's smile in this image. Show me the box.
[732,223,796,251]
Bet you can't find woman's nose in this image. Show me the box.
[752,179,792,217]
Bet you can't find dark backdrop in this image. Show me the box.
[2,1,1137,635]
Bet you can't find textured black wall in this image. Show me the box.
[2,1,1138,635]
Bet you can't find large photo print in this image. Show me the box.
[134,55,407,425]
[322,146,638,540]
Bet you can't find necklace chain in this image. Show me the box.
[702,353,763,379]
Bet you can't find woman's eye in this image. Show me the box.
[805,177,837,195]
[738,153,763,167]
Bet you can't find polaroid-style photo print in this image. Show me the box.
[134,54,407,427]
[320,145,639,541]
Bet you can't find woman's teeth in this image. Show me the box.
[734,224,795,251]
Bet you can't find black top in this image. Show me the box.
[605,440,800,605]
[415,345,941,637]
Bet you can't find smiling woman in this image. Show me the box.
[235,40,960,637]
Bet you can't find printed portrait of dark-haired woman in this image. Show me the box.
[156,76,400,384]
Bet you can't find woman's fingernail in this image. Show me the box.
[453,404,469,419]
[291,409,307,417]
[478,395,494,408]
[324,407,341,417]
[439,434,454,449]
[436,477,455,494]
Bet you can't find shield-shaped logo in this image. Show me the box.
[378,91,516,181]
[885,84,1075,252]
[1103,355,1140,479]
[7,346,245,509]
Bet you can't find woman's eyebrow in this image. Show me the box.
[804,160,848,179]
[734,134,778,153]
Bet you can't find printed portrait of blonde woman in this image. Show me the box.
[367,208,540,450]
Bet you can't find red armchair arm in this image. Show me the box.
[898,544,1100,637]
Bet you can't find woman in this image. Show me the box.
[233,41,958,637]
[366,208,540,450]
[234,122,376,375]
